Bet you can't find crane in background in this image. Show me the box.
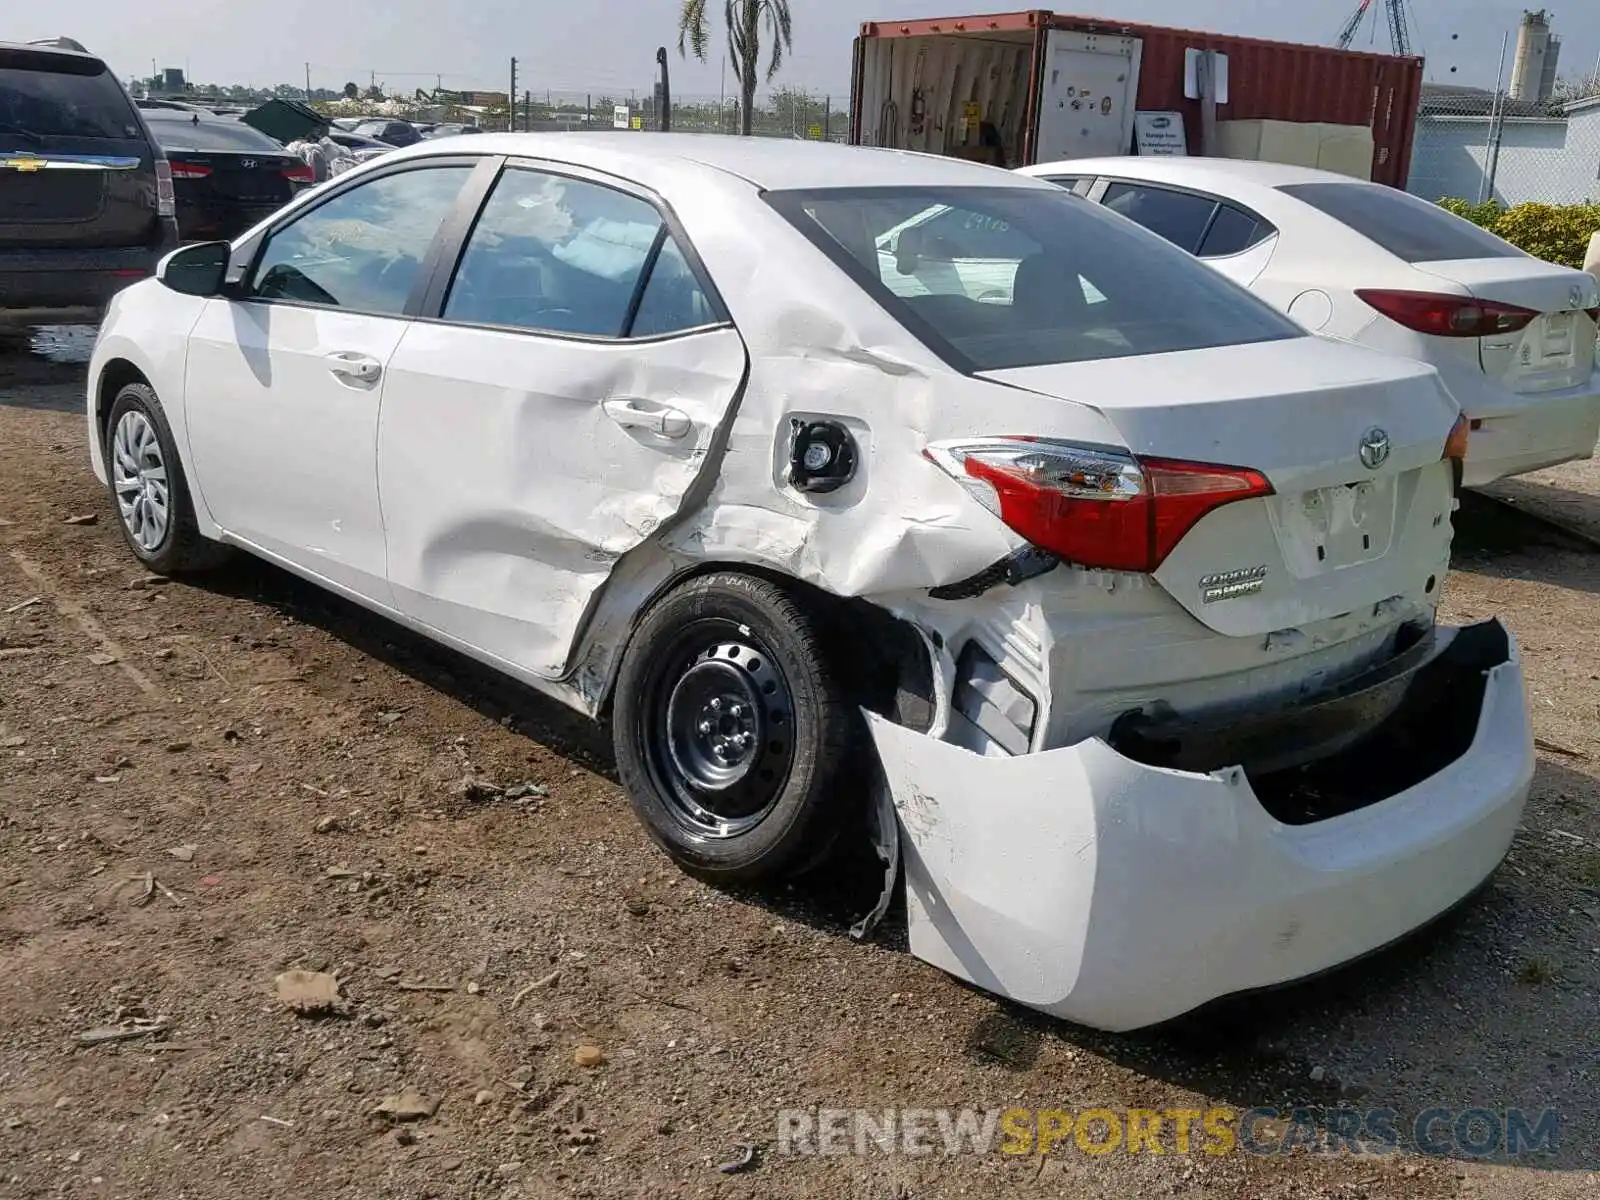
[1335,0,1415,56]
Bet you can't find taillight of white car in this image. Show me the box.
[1355,288,1543,338]
[924,438,1273,574]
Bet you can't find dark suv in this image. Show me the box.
[1,40,178,329]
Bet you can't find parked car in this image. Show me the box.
[324,128,393,163]
[329,117,365,131]
[1018,158,1600,486]
[423,123,482,139]
[351,118,422,147]
[86,135,1530,1032]
[141,109,312,240]
[0,39,177,328]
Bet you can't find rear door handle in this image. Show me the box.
[603,398,692,440]
[325,351,382,383]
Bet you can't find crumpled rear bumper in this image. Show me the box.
[867,619,1532,1032]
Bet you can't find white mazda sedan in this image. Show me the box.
[88,134,1532,1031]
[1016,157,1600,487]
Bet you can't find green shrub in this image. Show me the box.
[1437,197,1600,269]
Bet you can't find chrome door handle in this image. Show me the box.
[603,398,692,440]
[325,351,382,383]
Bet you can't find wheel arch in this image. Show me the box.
[590,559,936,734]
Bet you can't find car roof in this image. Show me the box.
[1023,156,1374,194]
[0,38,105,66]
[382,132,1049,192]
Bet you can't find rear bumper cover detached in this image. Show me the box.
[867,619,1532,1032]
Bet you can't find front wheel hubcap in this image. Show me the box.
[656,635,795,839]
[110,410,170,552]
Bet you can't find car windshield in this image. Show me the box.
[145,114,285,153]
[0,48,143,140]
[765,184,1302,372]
[1277,181,1526,264]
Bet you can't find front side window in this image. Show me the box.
[766,184,1302,372]
[249,164,473,314]
[443,167,713,338]
[1101,183,1218,254]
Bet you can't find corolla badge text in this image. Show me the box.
[1199,565,1267,604]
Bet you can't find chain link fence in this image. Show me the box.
[1407,84,1600,206]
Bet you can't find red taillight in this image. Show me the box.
[925,438,1273,574]
[168,160,211,180]
[1356,288,1538,338]
[282,163,315,185]
[154,159,176,218]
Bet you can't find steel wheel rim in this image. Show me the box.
[110,409,170,553]
[643,621,797,841]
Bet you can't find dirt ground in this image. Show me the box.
[2,331,1599,1200]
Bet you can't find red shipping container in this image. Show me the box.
[850,10,1423,186]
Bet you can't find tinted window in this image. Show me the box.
[0,49,142,140]
[144,114,285,153]
[444,168,664,337]
[1198,203,1271,257]
[250,165,472,313]
[1043,175,1094,196]
[629,236,716,337]
[767,185,1301,373]
[1101,183,1217,253]
[1278,181,1524,263]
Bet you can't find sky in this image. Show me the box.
[18,0,1600,102]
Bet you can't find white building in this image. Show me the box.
[1407,84,1600,206]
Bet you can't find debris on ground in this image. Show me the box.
[274,970,343,1016]
[62,513,97,525]
[452,775,503,803]
[717,1143,758,1174]
[3,596,41,614]
[86,652,117,666]
[313,815,341,834]
[75,1019,168,1047]
[573,1044,604,1068]
[504,781,548,802]
[373,1088,438,1122]
[166,844,197,862]
[511,970,560,1008]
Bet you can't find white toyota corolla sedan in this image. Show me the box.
[88,134,1532,1031]
[1015,157,1600,487]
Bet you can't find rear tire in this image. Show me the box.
[103,382,230,576]
[612,572,862,883]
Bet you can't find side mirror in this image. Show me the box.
[156,241,231,297]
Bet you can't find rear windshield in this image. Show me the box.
[145,114,285,153]
[765,185,1302,373]
[0,49,143,140]
[1278,181,1525,264]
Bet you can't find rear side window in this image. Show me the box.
[443,167,715,339]
[0,48,143,140]
[766,185,1302,373]
[1278,181,1525,263]
[144,115,285,153]
[1197,203,1272,257]
[1101,183,1216,253]
[1042,175,1095,196]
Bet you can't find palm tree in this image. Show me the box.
[678,0,793,137]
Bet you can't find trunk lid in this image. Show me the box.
[980,337,1460,636]
[1414,257,1599,394]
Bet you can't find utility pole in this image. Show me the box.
[304,61,312,99]
[509,57,518,131]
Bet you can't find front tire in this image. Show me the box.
[612,572,861,883]
[103,382,229,575]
